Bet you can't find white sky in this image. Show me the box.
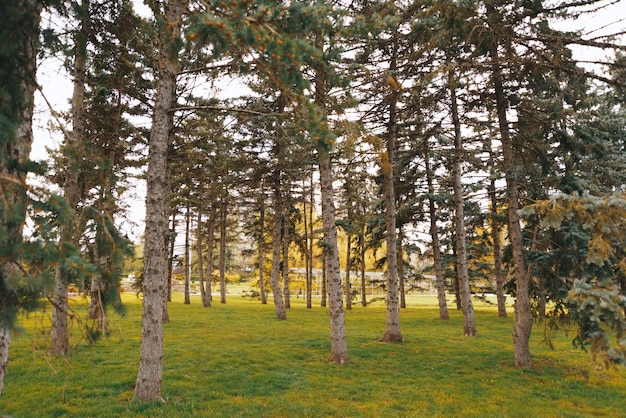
[30,1,625,242]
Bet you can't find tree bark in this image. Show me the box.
[197,210,210,307]
[488,146,507,317]
[491,40,533,367]
[345,231,352,310]
[258,193,267,304]
[184,203,191,305]
[51,0,90,356]
[318,151,349,363]
[303,179,312,309]
[205,205,215,305]
[0,0,42,394]
[398,228,406,309]
[425,147,449,320]
[219,198,227,304]
[449,68,477,336]
[270,180,287,319]
[134,0,184,402]
[380,28,403,342]
[282,199,291,309]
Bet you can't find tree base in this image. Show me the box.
[380,331,404,343]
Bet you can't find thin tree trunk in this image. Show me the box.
[52,0,90,356]
[425,148,448,320]
[360,222,368,307]
[167,209,176,303]
[489,147,507,317]
[321,248,327,307]
[258,193,267,304]
[197,210,210,307]
[490,38,532,367]
[303,179,312,309]
[270,181,287,319]
[282,200,291,309]
[206,205,215,305]
[219,199,227,304]
[449,68,477,337]
[345,232,352,310]
[134,0,184,402]
[184,203,191,304]
[398,228,406,309]
[380,74,403,342]
[318,150,349,363]
[0,0,42,394]
[308,171,315,308]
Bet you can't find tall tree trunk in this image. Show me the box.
[282,200,291,309]
[270,180,287,319]
[318,150,349,363]
[184,203,191,305]
[488,146,507,317]
[345,232,352,310]
[134,0,184,402]
[307,171,315,309]
[449,68,477,337]
[303,179,312,309]
[206,205,215,305]
[219,198,227,304]
[0,0,42,394]
[197,210,210,307]
[490,39,532,367]
[398,228,406,309]
[51,0,90,356]
[425,148,448,320]
[258,193,267,304]
[380,72,403,342]
[360,222,368,307]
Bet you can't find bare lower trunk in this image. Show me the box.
[184,204,191,305]
[318,151,349,363]
[0,328,9,396]
[219,199,227,304]
[258,195,267,305]
[345,234,352,310]
[398,229,406,309]
[197,210,210,308]
[282,202,291,309]
[488,154,507,317]
[426,151,448,320]
[52,0,90,356]
[206,206,215,305]
[134,0,184,402]
[270,184,286,319]
[450,68,476,337]
[491,40,532,367]
[360,223,367,307]
[303,182,312,309]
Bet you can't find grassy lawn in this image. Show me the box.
[1,291,625,417]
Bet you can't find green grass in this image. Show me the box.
[2,293,626,417]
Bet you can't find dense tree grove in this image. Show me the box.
[1,0,625,401]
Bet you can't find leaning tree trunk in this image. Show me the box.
[51,0,90,356]
[134,0,184,402]
[425,146,449,320]
[0,0,42,394]
[449,68,477,336]
[490,41,532,367]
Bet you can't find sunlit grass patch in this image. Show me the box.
[1,293,626,417]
